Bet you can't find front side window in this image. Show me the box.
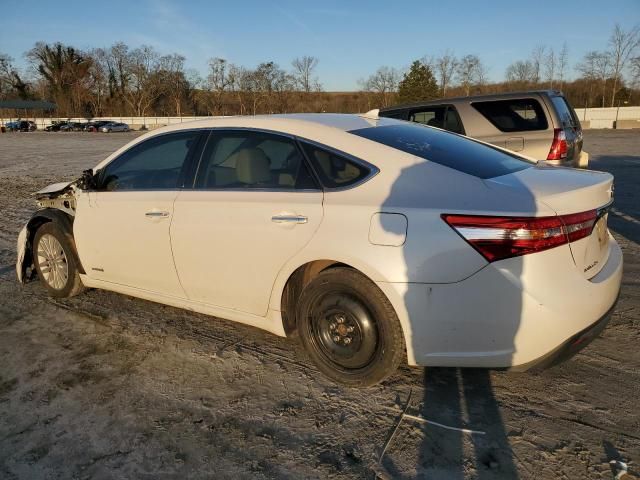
[300,143,371,188]
[195,130,317,190]
[472,98,548,132]
[100,131,199,191]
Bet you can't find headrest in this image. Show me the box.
[234,148,271,184]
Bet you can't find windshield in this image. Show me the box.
[349,122,534,179]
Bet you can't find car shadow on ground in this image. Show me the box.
[374,145,541,478]
[380,368,519,480]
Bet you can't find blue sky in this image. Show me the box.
[1,0,638,90]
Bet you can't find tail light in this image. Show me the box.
[547,128,568,160]
[442,210,597,262]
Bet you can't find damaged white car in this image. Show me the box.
[17,114,622,386]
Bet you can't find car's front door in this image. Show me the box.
[74,130,203,297]
[170,129,324,317]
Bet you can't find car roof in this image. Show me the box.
[148,113,404,137]
[93,113,410,172]
[380,89,564,112]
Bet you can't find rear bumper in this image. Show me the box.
[509,295,618,371]
[376,234,623,367]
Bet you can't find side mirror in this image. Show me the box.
[77,169,99,190]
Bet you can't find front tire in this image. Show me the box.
[33,222,85,298]
[296,267,405,387]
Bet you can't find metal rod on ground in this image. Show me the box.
[378,387,413,463]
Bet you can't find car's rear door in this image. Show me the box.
[170,129,324,317]
[74,130,204,297]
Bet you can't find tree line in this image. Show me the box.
[1,23,639,118]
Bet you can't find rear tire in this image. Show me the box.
[296,267,405,387]
[33,222,85,298]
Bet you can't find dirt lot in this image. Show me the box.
[0,130,639,479]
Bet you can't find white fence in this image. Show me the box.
[575,106,640,129]
[3,107,640,130]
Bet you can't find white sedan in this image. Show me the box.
[16,113,622,386]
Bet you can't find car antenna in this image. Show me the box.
[359,109,379,120]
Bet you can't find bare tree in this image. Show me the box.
[124,45,164,116]
[577,50,601,107]
[545,47,556,88]
[530,45,545,84]
[272,68,297,113]
[291,56,320,93]
[0,53,30,99]
[361,66,400,107]
[97,42,132,113]
[456,55,486,95]
[86,48,109,116]
[27,42,92,115]
[506,60,535,84]
[207,58,234,115]
[558,42,569,89]
[158,54,187,116]
[595,52,613,107]
[435,51,457,96]
[608,23,640,106]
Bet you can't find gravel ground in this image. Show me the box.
[0,129,638,480]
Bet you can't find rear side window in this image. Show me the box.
[350,123,534,179]
[195,130,317,190]
[550,95,580,129]
[472,98,548,132]
[300,143,371,188]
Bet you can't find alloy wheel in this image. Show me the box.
[36,233,69,290]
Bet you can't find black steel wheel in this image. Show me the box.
[296,267,405,387]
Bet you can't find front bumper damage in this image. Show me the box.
[15,180,81,284]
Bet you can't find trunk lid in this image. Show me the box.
[486,165,614,278]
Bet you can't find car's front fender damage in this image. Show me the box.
[16,180,85,284]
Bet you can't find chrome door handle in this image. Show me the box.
[145,211,170,218]
[271,214,308,224]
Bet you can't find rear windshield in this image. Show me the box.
[349,123,534,179]
[471,98,548,132]
[550,95,580,129]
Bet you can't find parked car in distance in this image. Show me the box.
[16,113,621,386]
[46,121,84,132]
[379,90,583,166]
[45,121,64,132]
[100,122,129,133]
[60,121,86,132]
[5,120,37,132]
[84,121,112,132]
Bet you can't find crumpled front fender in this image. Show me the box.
[15,208,83,284]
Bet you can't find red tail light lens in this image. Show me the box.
[442,210,597,262]
[547,128,568,160]
[561,210,598,242]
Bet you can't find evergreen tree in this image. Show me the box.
[397,60,439,104]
